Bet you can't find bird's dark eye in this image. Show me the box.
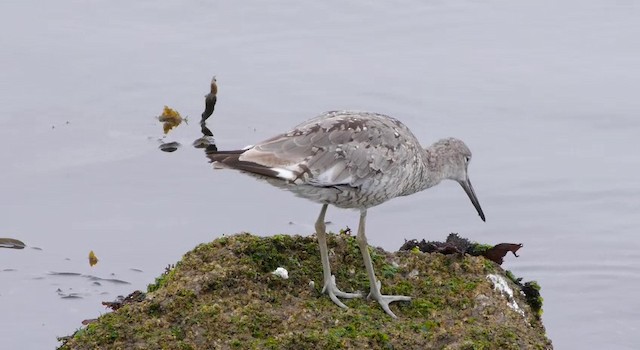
[465,156,471,163]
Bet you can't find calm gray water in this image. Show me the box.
[1,0,639,348]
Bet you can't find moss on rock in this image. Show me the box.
[59,233,552,349]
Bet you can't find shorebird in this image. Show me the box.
[207,110,485,318]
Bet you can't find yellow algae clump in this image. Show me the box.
[158,106,186,134]
[89,250,99,267]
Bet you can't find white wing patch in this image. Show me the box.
[272,162,354,187]
[313,163,352,186]
[273,167,296,181]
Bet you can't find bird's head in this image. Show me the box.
[432,138,486,222]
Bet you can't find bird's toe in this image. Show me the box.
[322,275,363,309]
[367,280,412,318]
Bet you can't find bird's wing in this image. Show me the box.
[232,111,423,188]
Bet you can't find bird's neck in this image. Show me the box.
[418,145,449,190]
[397,147,445,197]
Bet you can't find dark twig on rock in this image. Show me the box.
[102,290,146,311]
[399,233,523,265]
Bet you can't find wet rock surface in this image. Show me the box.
[59,233,552,350]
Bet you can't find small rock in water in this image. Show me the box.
[159,141,181,152]
[193,135,216,149]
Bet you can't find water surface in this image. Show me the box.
[1,1,639,348]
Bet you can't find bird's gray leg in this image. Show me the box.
[315,204,363,308]
[355,209,411,318]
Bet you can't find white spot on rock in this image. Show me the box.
[486,274,525,317]
[272,267,289,279]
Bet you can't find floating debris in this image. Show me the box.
[89,250,99,267]
[158,106,187,134]
[159,141,181,152]
[0,238,26,249]
[201,76,218,124]
[193,77,219,150]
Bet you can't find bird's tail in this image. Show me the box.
[206,148,281,180]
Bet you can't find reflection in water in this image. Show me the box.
[193,122,216,150]
[48,271,132,299]
[48,271,131,285]
[156,76,219,152]
[57,289,84,299]
[193,76,218,151]
[193,135,216,150]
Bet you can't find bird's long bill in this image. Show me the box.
[459,178,486,222]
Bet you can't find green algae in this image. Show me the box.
[467,243,494,256]
[59,233,552,350]
[505,270,545,319]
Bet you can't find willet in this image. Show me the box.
[207,110,485,318]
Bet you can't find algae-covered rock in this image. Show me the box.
[59,233,552,350]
